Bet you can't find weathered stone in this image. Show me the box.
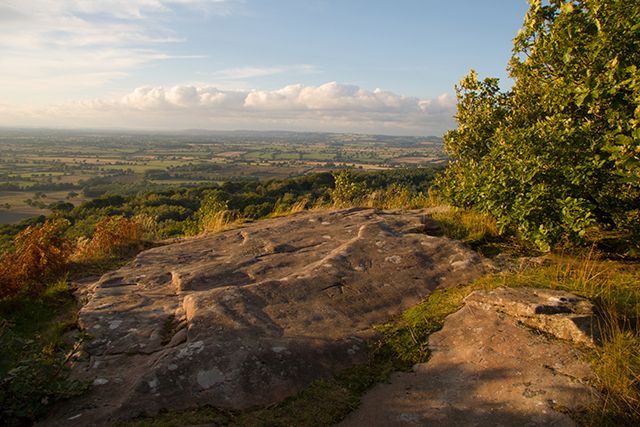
[44,208,491,426]
[465,287,599,346]
[341,288,600,427]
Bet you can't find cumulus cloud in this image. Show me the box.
[115,82,454,115]
[0,82,456,135]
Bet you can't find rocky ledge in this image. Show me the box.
[45,208,493,426]
[341,287,600,426]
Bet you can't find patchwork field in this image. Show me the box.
[0,129,444,223]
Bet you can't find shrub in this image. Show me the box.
[198,210,237,233]
[243,202,274,220]
[0,219,72,300]
[0,279,88,426]
[364,184,434,210]
[331,170,435,210]
[272,195,310,217]
[183,190,238,235]
[73,216,144,261]
[0,331,88,426]
[331,170,368,208]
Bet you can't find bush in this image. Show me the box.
[73,216,144,261]
[0,332,88,426]
[243,202,274,219]
[183,190,238,235]
[365,184,433,210]
[330,170,369,207]
[0,219,72,300]
[438,0,640,251]
[0,279,88,426]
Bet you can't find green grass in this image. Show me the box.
[375,285,476,365]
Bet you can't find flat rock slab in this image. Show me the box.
[45,208,491,426]
[341,287,600,427]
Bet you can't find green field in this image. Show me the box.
[0,129,444,223]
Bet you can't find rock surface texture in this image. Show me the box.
[341,287,600,427]
[45,208,491,426]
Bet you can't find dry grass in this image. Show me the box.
[0,219,72,299]
[429,208,499,242]
[594,314,640,422]
[363,185,435,210]
[72,216,145,262]
[271,197,311,217]
[199,210,237,234]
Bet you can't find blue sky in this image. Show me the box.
[0,0,529,135]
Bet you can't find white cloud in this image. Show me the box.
[0,82,456,135]
[0,1,237,104]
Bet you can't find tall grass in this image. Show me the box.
[197,210,237,234]
[363,185,435,210]
[330,170,438,210]
[429,208,499,242]
[271,197,312,217]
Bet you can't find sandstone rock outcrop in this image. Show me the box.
[465,287,600,346]
[46,208,491,426]
[341,287,600,427]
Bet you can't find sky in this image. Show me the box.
[0,0,530,136]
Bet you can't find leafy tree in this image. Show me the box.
[48,201,74,212]
[438,0,640,250]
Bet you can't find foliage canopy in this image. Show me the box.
[438,0,640,250]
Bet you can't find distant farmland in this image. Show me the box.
[0,129,444,223]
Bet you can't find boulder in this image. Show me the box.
[44,208,491,426]
[341,287,600,427]
[465,287,600,346]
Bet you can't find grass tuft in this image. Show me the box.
[429,208,499,243]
